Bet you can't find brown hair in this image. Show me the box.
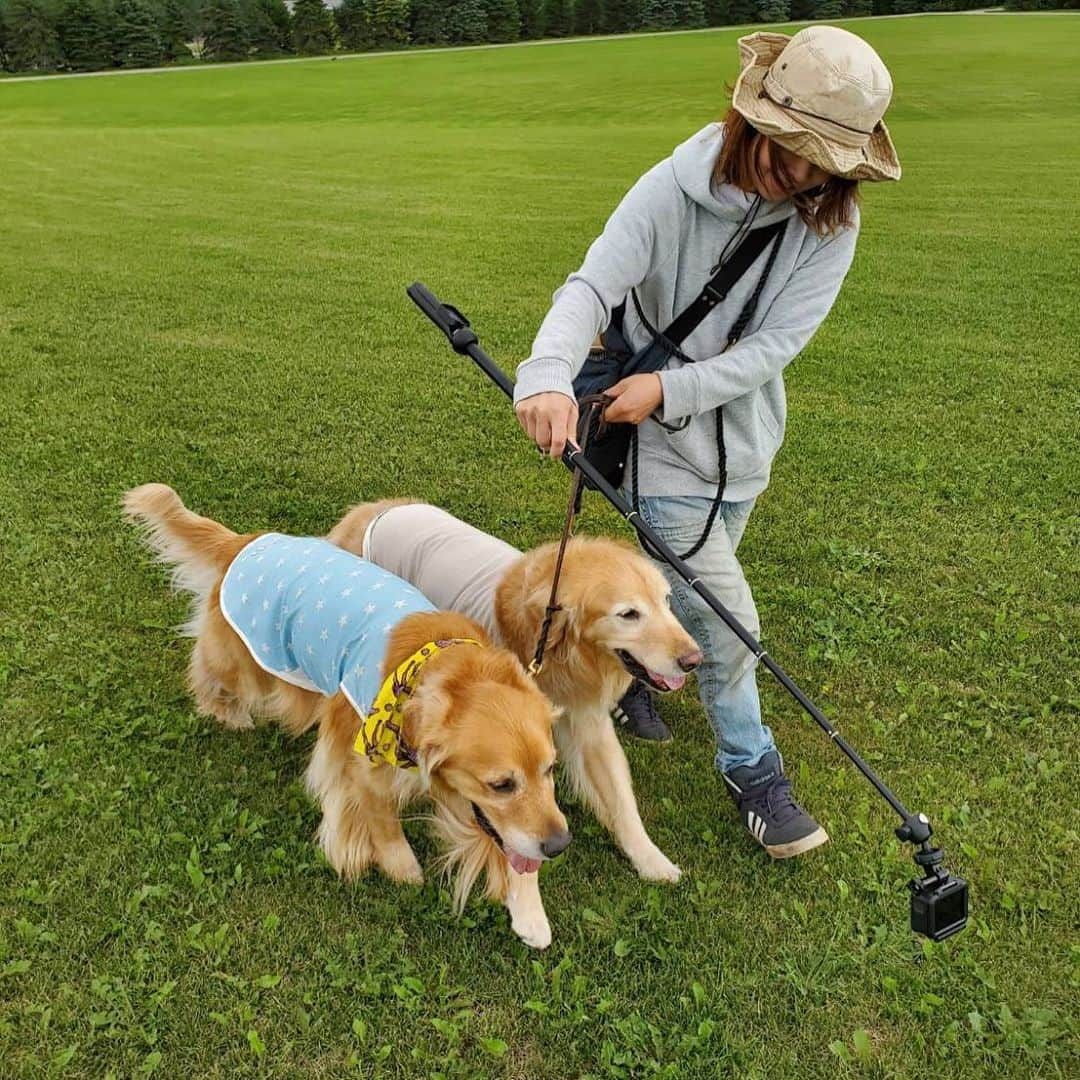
[715,107,859,235]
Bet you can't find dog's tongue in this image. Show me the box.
[649,669,686,692]
[507,850,543,875]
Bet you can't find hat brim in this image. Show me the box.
[731,32,901,183]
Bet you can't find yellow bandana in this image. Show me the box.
[354,638,481,769]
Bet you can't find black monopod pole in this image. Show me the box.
[407,281,969,941]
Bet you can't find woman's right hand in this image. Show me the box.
[514,392,579,460]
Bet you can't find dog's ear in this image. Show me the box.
[523,566,577,655]
[406,684,454,778]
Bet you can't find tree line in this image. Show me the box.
[0,0,1068,75]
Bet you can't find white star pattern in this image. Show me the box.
[277,580,285,591]
[340,587,352,598]
[276,558,286,568]
[262,643,270,653]
[298,564,308,574]
[365,603,376,615]
[393,600,406,609]
[315,599,325,611]
[349,570,362,578]
[241,592,249,604]
[371,582,385,591]
[320,629,329,642]
[382,624,392,635]
[262,599,269,611]
[318,574,330,586]
[257,575,265,585]
[307,645,314,656]
[354,665,365,678]
[339,614,349,628]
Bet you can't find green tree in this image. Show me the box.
[291,0,332,53]
[158,0,196,59]
[201,0,247,58]
[3,0,62,70]
[727,0,756,23]
[545,0,572,34]
[243,0,289,54]
[409,0,445,42]
[703,0,727,23]
[57,0,109,69]
[335,0,370,48]
[639,0,676,26]
[674,0,704,24]
[485,0,519,40]
[367,0,407,46]
[518,0,545,36]
[113,0,160,64]
[445,0,486,42]
[843,0,872,14]
[809,0,843,18]
[574,0,602,32]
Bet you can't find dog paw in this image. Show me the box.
[633,846,682,884]
[380,846,424,886]
[512,912,552,950]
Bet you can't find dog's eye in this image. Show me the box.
[488,778,517,794]
[617,609,641,621]
[544,762,556,777]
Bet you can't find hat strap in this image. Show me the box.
[758,85,877,138]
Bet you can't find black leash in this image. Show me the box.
[528,395,607,676]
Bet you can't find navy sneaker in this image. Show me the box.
[723,751,828,859]
[613,681,672,743]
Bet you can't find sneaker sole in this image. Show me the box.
[764,826,829,860]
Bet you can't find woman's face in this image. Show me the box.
[752,137,831,202]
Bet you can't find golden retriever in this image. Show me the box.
[124,484,569,948]
[328,500,701,883]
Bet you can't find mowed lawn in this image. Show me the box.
[1,12,1078,1078]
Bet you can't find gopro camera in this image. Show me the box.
[898,813,969,941]
[910,866,969,941]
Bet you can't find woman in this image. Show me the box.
[513,26,900,859]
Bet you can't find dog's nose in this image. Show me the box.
[677,650,703,672]
[541,829,572,859]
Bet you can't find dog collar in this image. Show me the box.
[354,638,481,769]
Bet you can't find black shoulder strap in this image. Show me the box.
[660,219,786,349]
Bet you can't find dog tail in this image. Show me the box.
[123,484,242,595]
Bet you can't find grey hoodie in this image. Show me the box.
[514,123,859,502]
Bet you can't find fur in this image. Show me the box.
[124,485,568,948]
[329,499,702,883]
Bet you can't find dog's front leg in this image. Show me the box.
[558,710,681,883]
[505,870,552,950]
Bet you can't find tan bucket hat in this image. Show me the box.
[732,25,900,182]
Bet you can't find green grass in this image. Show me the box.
[1,12,1078,1077]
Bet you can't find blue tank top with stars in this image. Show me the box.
[218,533,435,717]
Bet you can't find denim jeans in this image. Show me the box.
[632,494,776,774]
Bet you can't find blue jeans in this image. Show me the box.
[633,494,776,774]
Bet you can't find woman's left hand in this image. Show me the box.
[603,373,664,426]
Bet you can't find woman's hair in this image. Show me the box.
[715,107,859,235]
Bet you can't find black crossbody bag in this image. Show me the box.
[572,218,786,557]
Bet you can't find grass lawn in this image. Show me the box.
[1,12,1078,1078]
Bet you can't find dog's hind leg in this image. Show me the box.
[557,709,681,883]
[188,637,255,731]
